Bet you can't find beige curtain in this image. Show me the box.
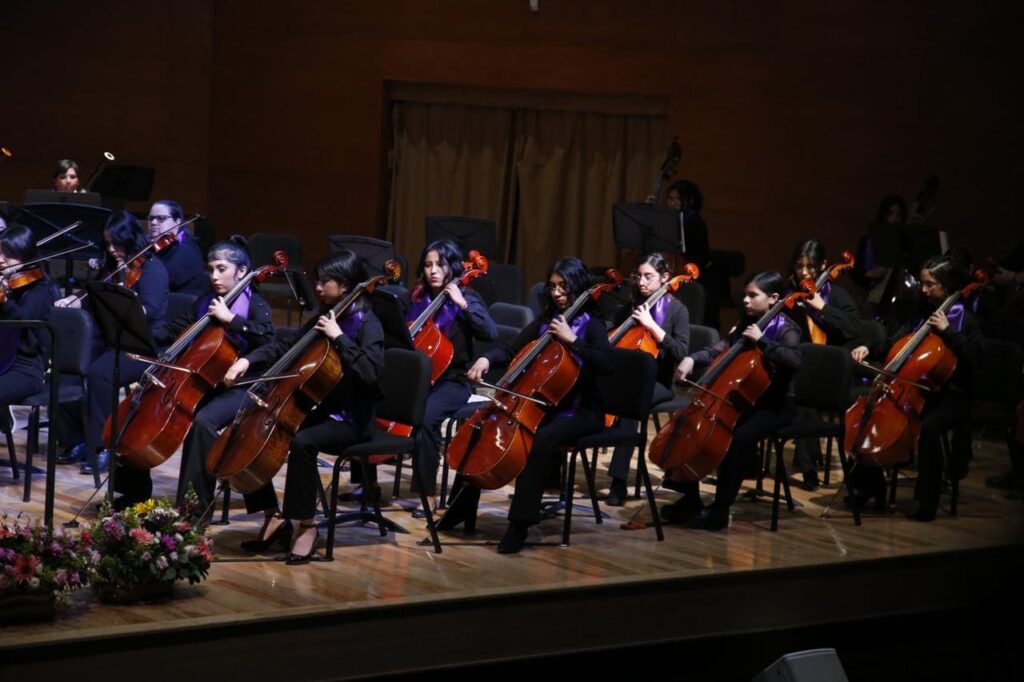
[386,101,515,270]
[512,109,665,288]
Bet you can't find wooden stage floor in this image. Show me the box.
[1,406,1022,679]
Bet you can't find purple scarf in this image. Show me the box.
[339,308,366,338]
[760,314,788,343]
[650,295,670,328]
[408,291,460,335]
[914,302,965,333]
[198,288,253,351]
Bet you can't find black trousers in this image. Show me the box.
[914,393,969,510]
[244,416,371,520]
[792,406,822,477]
[0,357,44,407]
[415,379,471,496]
[85,350,149,458]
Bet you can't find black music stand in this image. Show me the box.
[281,267,319,326]
[425,215,499,261]
[89,165,156,205]
[370,287,413,350]
[901,225,945,273]
[23,190,103,207]
[18,202,109,295]
[84,282,158,500]
[327,235,409,288]
[866,223,903,269]
[612,202,683,256]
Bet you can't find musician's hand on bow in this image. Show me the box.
[223,358,250,386]
[850,346,870,363]
[675,357,695,383]
[467,357,490,383]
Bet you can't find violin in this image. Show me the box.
[205,260,401,494]
[445,270,623,490]
[106,252,290,470]
[792,250,856,345]
[648,281,814,482]
[0,266,46,306]
[375,251,488,441]
[844,270,987,468]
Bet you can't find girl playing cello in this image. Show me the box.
[848,254,982,521]
[226,249,384,564]
[661,271,802,530]
[442,257,613,554]
[605,253,690,506]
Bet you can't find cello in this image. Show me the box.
[445,271,623,490]
[844,269,987,468]
[648,281,814,482]
[205,261,401,494]
[375,250,488,440]
[106,251,290,470]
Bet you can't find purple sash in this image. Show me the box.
[408,291,459,335]
[761,314,788,343]
[650,296,669,328]
[914,302,964,333]
[198,288,253,351]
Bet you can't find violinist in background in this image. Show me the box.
[407,240,497,515]
[849,255,983,521]
[52,159,81,192]
[55,211,169,474]
[145,200,211,297]
[226,250,384,565]
[0,224,57,431]
[443,257,613,554]
[851,194,907,315]
[662,272,802,530]
[665,180,710,272]
[112,236,276,512]
[783,239,861,490]
[605,253,689,506]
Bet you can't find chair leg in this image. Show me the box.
[561,449,579,547]
[325,458,345,561]
[23,406,41,502]
[770,439,789,532]
[941,432,959,516]
[392,455,403,499]
[411,436,441,553]
[4,422,18,481]
[823,435,834,486]
[579,448,602,524]
[637,444,664,541]
[361,460,387,538]
[888,465,900,507]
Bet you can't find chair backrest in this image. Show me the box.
[793,343,853,413]
[327,235,409,288]
[674,280,706,326]
[47,308,94,376]
[375,348,432,428]
[600,349,658,422]
[857,319,887,349]
[424,215,499,261]
[488,302,533,330]
[974,337,1024,407]
[689,324,720,352]
[166,292,198,327]
[473,324,520,383]
[470,262,523,306]
[249,233,302,269]
[526,281,546,319]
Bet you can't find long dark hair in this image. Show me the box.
[415,239,465,297]
[0,223,39,264]
[542,257,592,319]
[669,180,703,213]
[788,239,827,280]
[104,210,150,255]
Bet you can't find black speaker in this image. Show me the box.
[752,648,847,682]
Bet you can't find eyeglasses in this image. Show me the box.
[920,280,942,290]
[631,272,659,283]
[545,282,569,294]
[148,215,174,223]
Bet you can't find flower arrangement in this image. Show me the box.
[89,491,213,603]
[0,512,97,598]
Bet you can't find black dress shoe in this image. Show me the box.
[80,450,110,475]
[411,507,428,519]
[57,443,87,465]
[659,497,704,524]
[605,478,628,507]
[435,505,477,533]
[240,516,293,553]
[685,507,729,531]
[496,522,530,554]
[285,525,319,565]
[843,487,885,512]
[908,506,937,522]
[791,473,819,492]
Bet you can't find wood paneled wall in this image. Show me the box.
[2,1,1019,274]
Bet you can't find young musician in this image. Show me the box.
[0,224,57,429]
[662,272,802,530]
[111,237,276,511]
[146,200,211,297]
[605,253,689,506]
[55,210,169,475]
[407,240,496,513]
[51,159,81,192]
[783,239,861,490]
[442,257,613,554]
[849,255,982,521]
[229,249,384,564]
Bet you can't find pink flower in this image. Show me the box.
[129,528,155,545]
[13,554,40,584]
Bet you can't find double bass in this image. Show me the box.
[649,282,814,482]
[844,270,987,468]
[107,251,290,470]
[205,261,401,494]
[445,271,622,489]
[376,250,488,439]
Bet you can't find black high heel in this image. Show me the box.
[285,524,319,565]
[496,521,530,554]
[240,514,292,553]
[435,488,478,533]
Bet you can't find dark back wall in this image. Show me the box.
[3,1,1020,276]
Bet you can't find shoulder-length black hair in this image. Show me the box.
[543,257,592,319]
[104,210,150,255]
[317,248,368,291]
[0,223,39,264]
[415,239,465,294]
